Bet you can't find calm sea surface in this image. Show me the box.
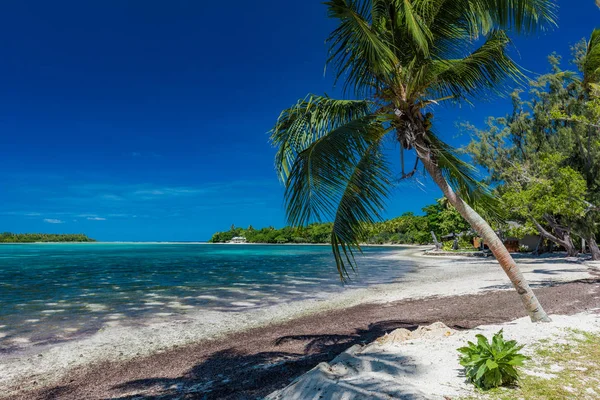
[0,243,414,350]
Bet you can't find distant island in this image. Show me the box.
[0,233,96,243]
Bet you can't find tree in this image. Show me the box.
[271,0,556,322]
[466,31,600,260]
[501,154,589,256]
[550,30,600,258]
[422,198,471,238]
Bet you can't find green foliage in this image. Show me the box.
[501,154,588,223]
[458,330,528,391]
[210,200,475,248]
[210,224,333,244]
[465,36,600,253]
[422,198,471,237]
[442,241,455,251]
[0,233,95,243]
[271,0,554,279]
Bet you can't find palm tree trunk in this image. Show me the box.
[417,152,551,322]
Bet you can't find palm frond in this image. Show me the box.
[429,30,522,101]
[271,95,374,181]
[466,0,557,36]
[285,115,385,225]
[583,28,600,91]
[398,0,434,56]
[325,0,398,95]
[424,0,555,61]
[331,143,391,279]
[283,116,392,279]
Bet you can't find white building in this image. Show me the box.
[230,236,247,244]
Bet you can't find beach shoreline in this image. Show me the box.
[1,248,598,399]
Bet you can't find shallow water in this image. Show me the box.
[0,243,414,350]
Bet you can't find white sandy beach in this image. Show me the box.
[267,312,600,399]
[0,248,597,397]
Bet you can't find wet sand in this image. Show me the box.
[2,250,598,399]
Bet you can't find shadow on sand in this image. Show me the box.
[98,320,437,400]
[28,279,600,400]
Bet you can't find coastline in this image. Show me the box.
[0,241,426,246]
[1,248,597,398]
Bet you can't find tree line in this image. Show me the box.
[209,199,472,246]
[0,233,96,243]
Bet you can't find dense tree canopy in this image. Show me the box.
[0,233,95,243]
[466,32,600,259]
[210,199,472,246]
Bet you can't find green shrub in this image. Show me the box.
[458,330,528,390]
[458,235,475,249]
[518,244,530,253]
[442,241,454,251]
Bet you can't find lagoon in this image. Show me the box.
[0,243,414,350]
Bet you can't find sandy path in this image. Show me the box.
[1,250,598,399]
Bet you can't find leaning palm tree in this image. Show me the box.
[271,0,556,322]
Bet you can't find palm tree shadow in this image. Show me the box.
[101,320,435,400]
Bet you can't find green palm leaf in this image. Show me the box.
[431,30,522,101]
[325,0,399,95]
[583,28,600,91]
[271,95,374,180]
[463,0,556,36]
[283,114,392,279]
[330,143,392,278]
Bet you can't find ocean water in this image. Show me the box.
[0,243,414,350]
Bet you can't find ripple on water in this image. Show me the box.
[144,301,165,306]
[86,304,108,312]
[196,295,220,300]
[0,243,412,348]
[230,301,258,307]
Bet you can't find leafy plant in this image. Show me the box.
[458,330,528,390]
[519,245,530,253]
[442,241,455,251]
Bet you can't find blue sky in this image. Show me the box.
[0,1,598,241]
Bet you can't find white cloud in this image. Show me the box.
[44,218,64,224]
[87,217,106,221]
[134,189,165,196]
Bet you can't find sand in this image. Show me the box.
[1,248,598,399]
[267,313,600,400]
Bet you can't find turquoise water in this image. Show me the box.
[0,243,413,350]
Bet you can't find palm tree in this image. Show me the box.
[271,0,556,322]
